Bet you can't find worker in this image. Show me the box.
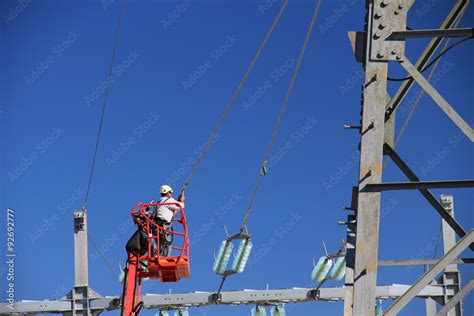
[153,184,185,256]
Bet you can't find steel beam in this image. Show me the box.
[383,144,473,251]
[352,1,388,314]
[400,56,474,141]
[436,279,474,316]
[142,285,445,309]
[384,230,474,316]
[388,28,473,40]
[362,180,474,192]
[384,0,468,121]
[69,210,104,316]
[426,297,437,316]
[74,210,89,287]
[0,285,445,314]
[439,195,462,316]
[441,195,458,273]
[0,297,119,314]
[378,258,474,266]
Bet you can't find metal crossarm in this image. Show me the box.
[378,258,474,266]
[388,28,474,40]
[362,180,474,192]
[0,285,447,314]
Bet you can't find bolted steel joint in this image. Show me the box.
[380,0,391,8]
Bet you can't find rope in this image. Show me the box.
[83,0,126,208]
[383,10,465,170]
[179,0,290,197]
[239,0,321,232]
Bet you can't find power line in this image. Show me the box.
[215,0,322,294]
[82,0,127,282]
[179,0,290,197]
[239,0,321,232]
[83,0,126,208]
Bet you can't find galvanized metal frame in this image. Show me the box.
[0,285,447,314]
[383,231,474,315]
[349,0,473,315]
[1,1,472,315]
[350,1,390,314]
[439,195,462,316]
[362,180,474,191]
[436,279,474,316]
[378,258,473,266]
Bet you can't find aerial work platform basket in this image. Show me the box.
[131,201,189,282]
[121,202,190,316]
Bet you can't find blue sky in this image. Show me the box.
[1,0,473,315]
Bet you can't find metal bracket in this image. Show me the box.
[370,0,413,61]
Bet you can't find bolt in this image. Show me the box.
[376,51,385,59]
[390,50,401,60]
[378,23,387,30]
[374,12,382,19]
[394,10,400,15]
[373,33,381,40]
[380,0,390,8]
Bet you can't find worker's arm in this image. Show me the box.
[170,195,185,212]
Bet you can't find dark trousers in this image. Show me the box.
[155,219,172,257]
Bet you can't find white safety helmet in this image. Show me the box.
[160,185,173,194]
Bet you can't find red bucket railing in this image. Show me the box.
[131,202,189,261]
